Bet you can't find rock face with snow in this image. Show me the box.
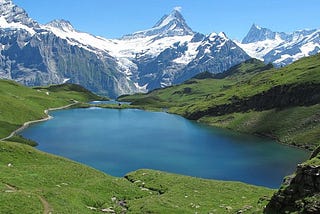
[0,0,248,96]
[122,9,194,39]
[238,24,320,67]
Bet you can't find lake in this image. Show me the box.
[21,107,309,188]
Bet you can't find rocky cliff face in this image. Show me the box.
[0,1,138,97]
[186,82,320,120]
[265,148,320,214]
[0,28,134,97]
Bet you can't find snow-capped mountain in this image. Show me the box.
[0,0,141,97]
[237,24,320,66]
[0,1,250,97]
[0,0,39,31]
[122,9,194,39]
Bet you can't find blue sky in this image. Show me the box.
[14,0,320,40]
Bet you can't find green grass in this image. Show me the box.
[120,54,320,109]
[125,170,273,214]
[0,80,103,140]
[5,135,38,147]
[0,141,274,214]
[199,105,320,150]
[0,141,145,214]
[119,54,320,150]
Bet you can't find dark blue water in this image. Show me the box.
[21,108,309,188]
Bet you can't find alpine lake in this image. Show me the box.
[21,103,309,188]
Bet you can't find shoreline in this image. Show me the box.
[0,101,78,142]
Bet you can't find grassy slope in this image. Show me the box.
[0,80,103,140]
[119,55,320,150]
[0,141,273,214]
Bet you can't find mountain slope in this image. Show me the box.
[119,54,320,150]
[0,1,250,96]
[44,8,249,91]
[0,0,142,97]
[238,24,320,66]
[122,9,194,39]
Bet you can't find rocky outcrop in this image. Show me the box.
[186,82,320,120]
[265,148,320,213]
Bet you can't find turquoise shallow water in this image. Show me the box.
[21,107,309,188]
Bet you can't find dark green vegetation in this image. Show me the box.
[119,55,320,150]
[0,141,273,213]
[5,135,38,147]
[0,80,103,140]
[265,146,320,213]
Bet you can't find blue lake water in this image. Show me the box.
[21,108,309,188]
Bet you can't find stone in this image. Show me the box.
[264,149,320,214]
[101,207,115,213]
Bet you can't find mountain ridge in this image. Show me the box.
[0,1,320,97]
[238,24,320,66]
[0,2,249,97]
[122,9,194,39]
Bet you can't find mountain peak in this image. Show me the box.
[153,9,184,27]
[242,24,277,44]
[0,0,39,29]
[122,8,194,39]
[152,9,193,35]
[46,19,75,32]
[251,23,262,30]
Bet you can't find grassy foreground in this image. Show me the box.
[0,141,273,214]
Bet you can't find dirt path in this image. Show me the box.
[39,196,54,214]
[3,183,53,213]
[0,101,78,142]
[4,183,17,192]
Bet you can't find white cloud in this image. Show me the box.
[174,6,182,12]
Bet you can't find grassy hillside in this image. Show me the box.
[0,141,273,214]
[119,55,320,150]
[0,80,103,140]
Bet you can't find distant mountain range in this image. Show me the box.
[237,24,320,67]
[0,0,319,97]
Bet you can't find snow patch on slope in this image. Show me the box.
[236,34,284,60]
[173,41,201,64]
[0,16,35,35]
[300,42,320,55]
